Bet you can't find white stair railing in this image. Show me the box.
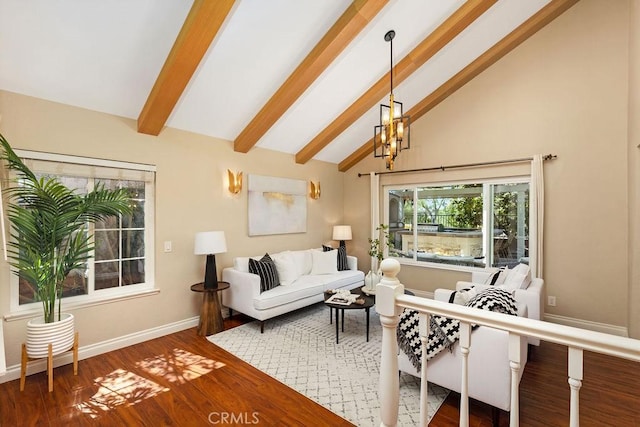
[376,259,640,427]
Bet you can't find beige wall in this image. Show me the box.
[347,0,634,332]
[629,0,640,338]
[0,90,346,366]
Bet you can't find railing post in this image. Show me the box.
[568,347,583,427]
[376,259,404,427]
[418,312,429,426]
[508,333,523,427]
[459,322,471,427]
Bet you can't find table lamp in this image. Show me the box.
[194,231,227,289]
[332,225,352,248]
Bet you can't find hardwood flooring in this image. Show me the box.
[1,314,638,426]
[431,342,640,426]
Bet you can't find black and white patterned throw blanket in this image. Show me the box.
[397,287,518,371]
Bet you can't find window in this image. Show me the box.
[10,150,155,314]
[385,178,530,270]
[94,179,146,291]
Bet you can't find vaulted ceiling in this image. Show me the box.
[0,0,578,171]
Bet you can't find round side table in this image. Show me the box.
[324,289,375,344]
[190,281,230,336]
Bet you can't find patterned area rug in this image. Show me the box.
[208,302,449,426]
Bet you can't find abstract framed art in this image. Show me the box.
[248,175,307,236]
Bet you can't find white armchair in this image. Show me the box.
[398,271,544,416]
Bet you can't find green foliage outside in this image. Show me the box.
[400,185,528,237]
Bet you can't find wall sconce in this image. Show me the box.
[309,181,321,199]
[228,169,242,194]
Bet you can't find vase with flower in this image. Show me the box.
[364,224,391,294]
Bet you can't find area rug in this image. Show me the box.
[207,303,449,426]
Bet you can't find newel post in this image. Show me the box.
[376,259,404,427]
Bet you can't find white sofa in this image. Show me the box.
[398,268,544,417]
[222,249,364,332]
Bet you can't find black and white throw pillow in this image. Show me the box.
[485,266,507,286]
[322,245,349,271]
[448,287,477,305]
[466,287,518,316]
[249,253,280,293]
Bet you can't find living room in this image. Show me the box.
[0,0,639,425]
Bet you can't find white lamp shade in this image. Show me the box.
[332,225,352,241]
[194,231,227,255]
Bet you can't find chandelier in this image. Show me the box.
[373,30,410,170]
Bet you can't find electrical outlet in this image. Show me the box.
[547,296,556,307]
[164,241,172,253]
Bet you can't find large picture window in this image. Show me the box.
[9,150,155,313]
[385,178,530,269]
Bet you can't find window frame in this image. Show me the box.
[383,175,532,273]
[5,150,157,321]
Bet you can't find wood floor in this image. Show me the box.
[1,314,639,426]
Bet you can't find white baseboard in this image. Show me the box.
[0,316,199,384]
[544,313,628,337]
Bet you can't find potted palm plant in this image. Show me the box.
[0,133,132,359]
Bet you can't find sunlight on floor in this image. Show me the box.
[136,348,226,384]
[75,348,225,419]
[75,368,169,418]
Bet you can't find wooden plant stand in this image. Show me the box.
[20,331,79,392]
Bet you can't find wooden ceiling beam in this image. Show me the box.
[233,0,388,153]
[137,0,235,136]
[338,0,580,172]
[296,0,497,165]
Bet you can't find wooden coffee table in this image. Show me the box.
[324,289,375,344]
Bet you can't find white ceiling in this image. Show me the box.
[0,0,551,166]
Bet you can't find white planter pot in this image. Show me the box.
[364,270,380,293]
[26,313,75,359]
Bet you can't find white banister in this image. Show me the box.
[459,322,471,427]
[568,347,583,427]
[508,333,522,426]
[376,259,404,427]
[376,261,640,426]
[418,312,429,426]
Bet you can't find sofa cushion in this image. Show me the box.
[449,287,478,305]
[234,255,263,273]
[290,249,312,276]
[484,267,508,286]
[272,251,299,286]
[503,263,531,290]
[319,270,364,291]
[466,287,518,316]
[253,278,324,310]
[249,253,280,293]
[252,270,364,311]
[310,249,338,275]
[322,245,349,271]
